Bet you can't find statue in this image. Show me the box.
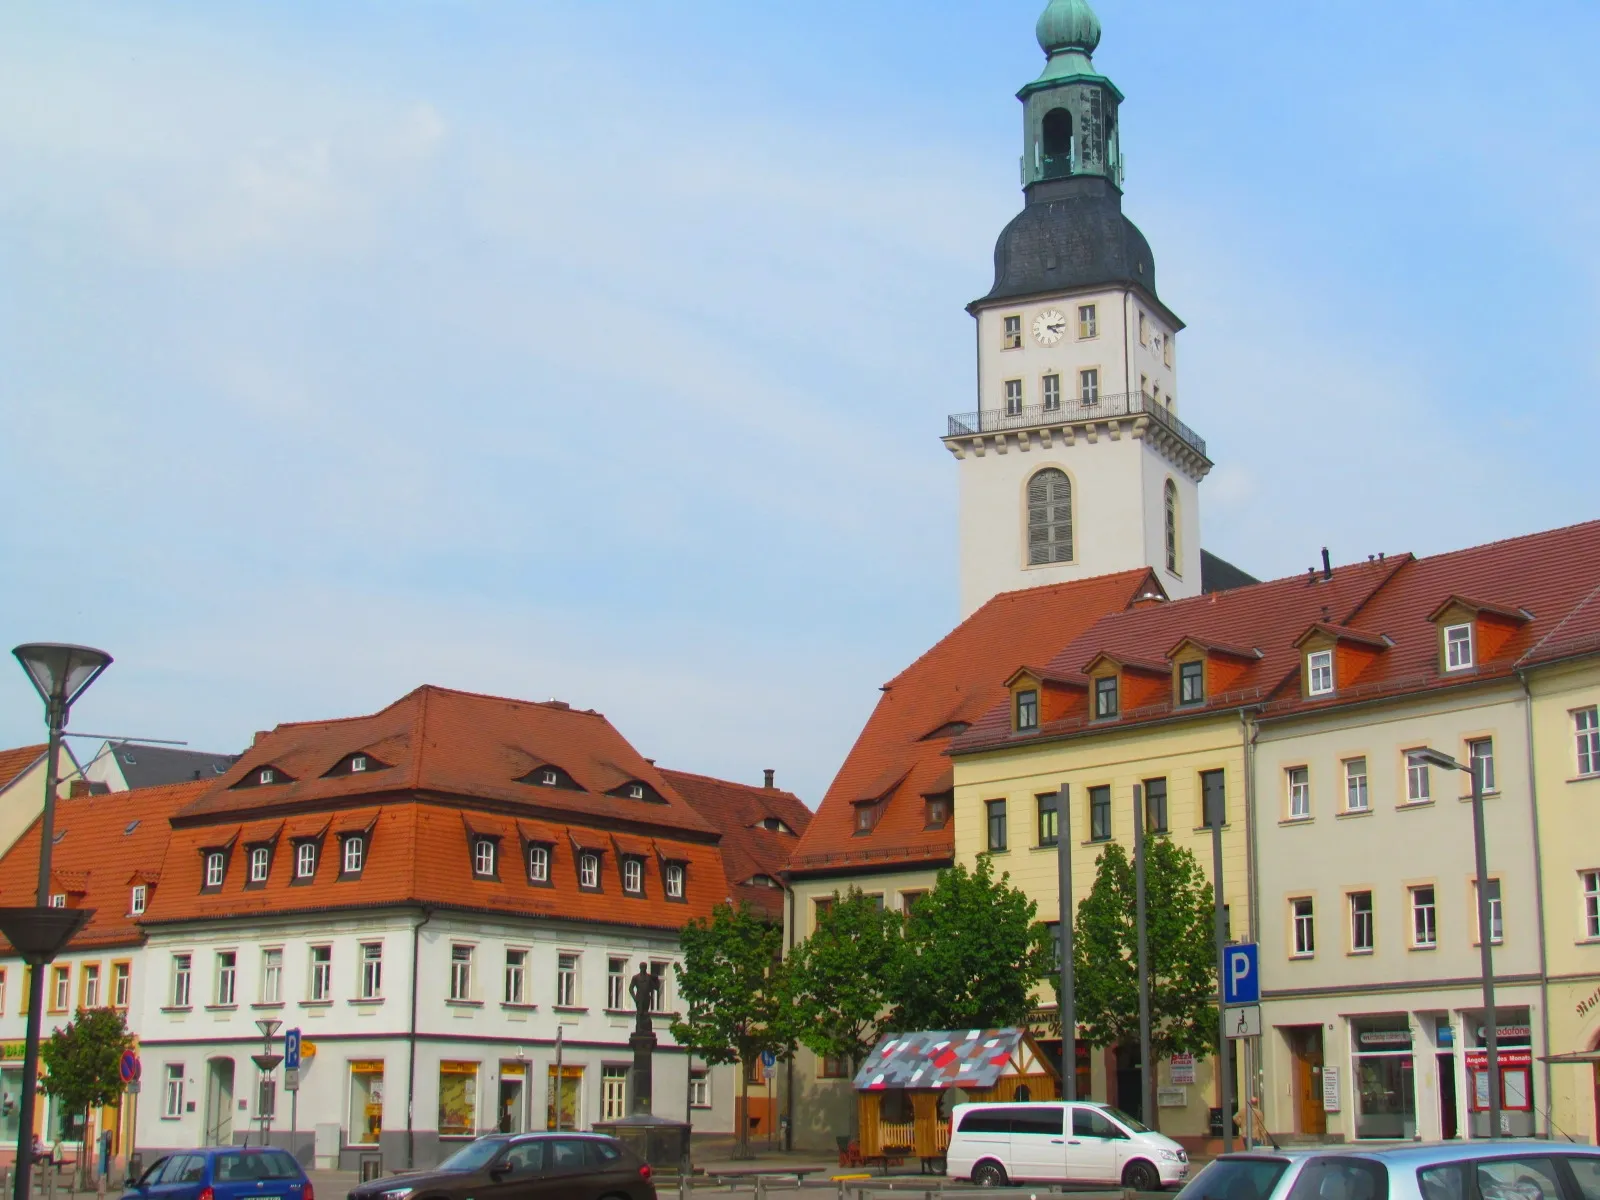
[628,964,658,1034]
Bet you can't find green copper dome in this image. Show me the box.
[1036,0,1101,56]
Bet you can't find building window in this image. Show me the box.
[1475,879,1504,945]
[1042,373,1061,411]
[81,964,100,1009]
[259,768,275,785]
[1444,623,1474,671]
[1144,777,1168,833]
[1036,792,1059,847]
[1078,368,1099,404]
[1350,891,1374,953]
[602,1066,628,1121]
[1411,886,1437,948]
[1578,707,1600,776]
[47,894,64,908]
[1344,758,1370,812]
[1004,378,1023,416]
[351,755,367,772]
[437,1062,478,1137]
[1015,688,1039,731]
[1078,304,1097,338]
[1164,479,1179,574]
[924,793,950,829]
[623,858,643,894]
[540,769,557,785]
[359,942,383,999]
[504,949,527,1004]
[309,945,332,1001]
[665,863,685,899]
[249,846,269,883]
[1291,898,1315,957]
[131,885,146,915]
[1583,871,1600,940]
[50,966,69,1012]
[854,802,877,834]
[579,852,600,889]
[112,962,131,1008]
[215,952,237,1006]
[528,844,550,883]
[1026,467,1073,565]
[473,838,496,877]
[1468,738,1496,792]
[448,945,473,1001]
[607,957,627,1010]
[204,852,225,889]
[1201,769,1227,828]
[343,836,365,874]
[689,1070,710,1108]
[556,953,579,1008]
[164,1064,185,1119]
[820,1055,849,1079]
[1094,676,1118,719]
[296,842,317,878]
[1286,767,1311,820]
[1164,335,1174,367]
[1307,650,1334,696]
[1178,660,1203,705]
[349,1063,383,1146]
[1089,785,1112,841]
[1002,314,1022,349]
[261,948,282,1004]
[1405,751,1432,803]
[1138,311,1149,345]
[171,954,192,1008]
[985,799,1008,852]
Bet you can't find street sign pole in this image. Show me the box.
[1133,784,1152,1125]
[1055,781,1075,1100]
[1211,810,1232,1154]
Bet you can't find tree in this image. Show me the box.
[672,902,789,1158]
[785,888,903,1129]
[891,857,1054,1031]
[40,1007,133,1185]
[1069,839,1218,1081]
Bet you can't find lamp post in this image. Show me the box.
[4,644,112,1200]
[1414,746,1499,1140]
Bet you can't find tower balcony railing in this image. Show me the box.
[947,390,1207,459]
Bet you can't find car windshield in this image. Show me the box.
[1180,1157,1292,1200]
[1099,1105,1152,1134]
[437,1138,509,1173]
[214,1151,301,1181]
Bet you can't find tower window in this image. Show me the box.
[1026,468,1073,565]
[1041,107,1073,176]
[1078,304,1097,339]
[1078,368,1099,404]
[1164,479,1180,574]
[1138,311,1149,345]
[1002,315,1022,350]
[1042,373,1060,412]
[1004,379,1023,416]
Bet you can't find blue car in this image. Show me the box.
[122,1148,312,1200]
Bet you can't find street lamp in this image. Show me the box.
[1413,745,1499,1140]
[3,644,111,1200]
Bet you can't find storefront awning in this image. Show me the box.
[1539,1051,1600,1065]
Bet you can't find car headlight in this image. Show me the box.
[1158,1150,1182,1162]
[379,1189,414,1200]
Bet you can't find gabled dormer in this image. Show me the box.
[515,761,584,791]
[1426,595,1532,674]
[1004,666,1086,732]
[1293,622,1392,699]
[1080,652,1169,720]
[606,779,667,804]
[322,751,391,778]
[1165,637,1263,707]
[231,763,295,789]
[851,767,909,835]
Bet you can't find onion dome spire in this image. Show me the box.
[1036,0,1102,58]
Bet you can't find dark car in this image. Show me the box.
[122,1147,312,1200]
[347,1134,655,1200]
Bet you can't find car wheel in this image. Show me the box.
[972,1160,1009,1188]
[1123,1160,1162,1192]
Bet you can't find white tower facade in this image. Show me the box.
[947,0,1211,617]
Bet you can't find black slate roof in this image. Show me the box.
[1201,550,1259,595]
[105,742,238,789]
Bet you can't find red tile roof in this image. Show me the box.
[659,769,812,919]
[789,570,1161,875]
[0,779,209,950]
[0,745,46,794]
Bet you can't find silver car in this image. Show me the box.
[1179,1142,1600,1200]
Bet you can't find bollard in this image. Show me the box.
[837,1181,846,1200]
[679,1174,690,1200]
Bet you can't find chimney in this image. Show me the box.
[1321,547,1332,581]
[1131,591,1165,609]
[763,769,775,789]
[68,780,89,799]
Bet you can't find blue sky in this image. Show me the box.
[2,1,1597,806]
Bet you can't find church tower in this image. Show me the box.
[948,0,1210,617]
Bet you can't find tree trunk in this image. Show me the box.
[736,1057,752,1160]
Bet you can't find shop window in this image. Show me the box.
[547,1065,582,1131]
[1350,1017,1416,1140]
[437,1061,479,1137]
[349,1062,384,1146]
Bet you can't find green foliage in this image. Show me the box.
[40,1007,133,1115]
[786,887,903,1071]
[1069,838,1217,1061]
[891,857,1054,1031]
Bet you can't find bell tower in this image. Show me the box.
[946,0,1211,618]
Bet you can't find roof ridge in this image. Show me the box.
[1521,574,1600,665]
[657,766,800,797]
[1408,515,1600,565]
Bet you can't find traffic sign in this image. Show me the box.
[283,1069,300,1093]
[1226,1004,1261,1039]
[760,1050,776,1070]
[284,1028,302,1072]
[1222,943,1259,1006]
[119,1050,142,1084]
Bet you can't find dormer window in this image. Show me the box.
[622,857,644,894]
[259,768,275,785]
[249,846,270,884]
[854,801,880,835]
[351,755,367,773]
[579,852,600,889]
[203,852,226,889]
[472,838,497,878]
[342,835,365,875]
[1094,676,1119,719]
[295,842,317,879]
[1307,650,1334,696]
[628,783,644,799]
[527,844,551,884]
[48,893,65,909]
[1444,623,1474,671]
[1178,661,1204,705]
[745,874,779,889]
[131,885,147,915]
[541,769,557,785]
[925,793,951,830]
[664,863,685,900]
[758,817,794,834]
[1015,689,1039,731]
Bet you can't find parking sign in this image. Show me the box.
[1223,943,1259,1006]
[284,1028,302,1072]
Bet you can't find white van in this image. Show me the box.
[946,1100,1189,1191]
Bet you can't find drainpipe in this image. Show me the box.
[1517,670,1555,1138]
[405,906,435,1169]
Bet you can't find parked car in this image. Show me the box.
[121,1147,312,1200]
[345,1133,655,1200]
[946,1100,1189,1191]
[1178,1142,1600,1200]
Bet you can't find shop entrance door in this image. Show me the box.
[204,1059,234,1146]
[1437,1054,1458,1139]
[498,1077,525,1132]
[1287,1027,1326,1136]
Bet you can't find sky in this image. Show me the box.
[2,1,1597,807]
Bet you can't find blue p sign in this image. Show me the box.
[1223,943,1259,1006]
[284,1028,302,1071]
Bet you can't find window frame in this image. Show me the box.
[1349,891,1375,954]
[1002,314,1022,350]
[1094,675,1118,720]
[50,965,69,1013]
[1163,479,1180,575]
[622,856,644,895]
[578,851,601,890]
[1291,897,1316,957]
[527,842,552,885]
[214,951,237,1007]
[170,953,192,1009]
[606,957,628,1011]
[1411,885,1438,948]
[1078,367,1099,404]
[1077,303,1097,339]
[1286,766,1311,820]
[1004,378,1024,416]
[1307,649,1334,696]
[1042,372,1061,411]
[309,944,333,1002]
[556,952,580,1008]
[1089,784,1112,842]
[1015,688,1039,731]
[447,944,474,1003]
[985,798,1008,853]
[1444,622,1474,671]
[1026,468,1074,565]
[260,947,283,1005]
[1178,660,1204,706]
[248,846,270,884]
[1474,878,1504,946]
[130,884,147,916]
[1405,751,1433,804]
[342,835,365,876]
[664,862,686,900]
[203,851,226,890]
[294,841,317,880]
[358,941,383,1000]
[472,837,497,879]
[504,948,528,1005]
[1582,870,1600,941]
[1467,737,1497,793]
[1344,757,1370,813]
[81,962,101,1009]
[112,960,132,1009]
[1577,706,1600,776]
[1036,792,1059,848]
[163,1064,185,1119]
[1143,777,1168,834]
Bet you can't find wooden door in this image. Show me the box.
[1288,1028,1326,1136]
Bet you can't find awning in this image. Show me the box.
[1539,1051,1600,1064]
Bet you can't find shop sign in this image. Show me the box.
[1156,1087,1187,1108]
[1358,1030,1412,1047]
[0,1041,25,1061]
[1474,1025,1531,1041]
[1170,1054,1196,1086]
[1576,985,1600,1019]
[439,1060,479,1076]
[1322,1066,1340,1113]
[349,1060,385,1075]
[1464,1049,1533,1069]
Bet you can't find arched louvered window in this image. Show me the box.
[1164,479,1179,573]
[1027,469,1073,565]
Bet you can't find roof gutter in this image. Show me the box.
[1516,668,1556,1139]
[406,905,435,1169]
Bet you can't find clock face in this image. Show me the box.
[1032,310,1067,345]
